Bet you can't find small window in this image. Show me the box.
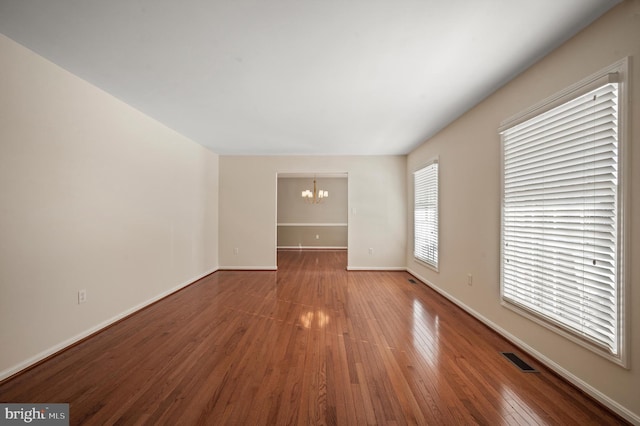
[500,59,628,366]
[414,160,439,270]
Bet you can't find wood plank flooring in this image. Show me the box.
[0,250,626,425]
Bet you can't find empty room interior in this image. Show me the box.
[0,1,639,424]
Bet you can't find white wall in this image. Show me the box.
[0,34,219,379]
[407,2,639,422]
[219,156,406,269]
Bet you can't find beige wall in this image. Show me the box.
[0,35,219,379]
[407,2,639,422]
[277,177,347,248]
[219,156,406,269]
[277,225,347,248]
[277,177,348,223]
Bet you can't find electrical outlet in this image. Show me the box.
[368,248,374,255]
[233,248,239,255]
[78,289,87,304]
[467,274,473,286]
[315,234,320,240]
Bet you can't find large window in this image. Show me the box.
[500,60,628,365]
[414,160,439,270]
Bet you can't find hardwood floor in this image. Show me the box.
[0,250,626,425]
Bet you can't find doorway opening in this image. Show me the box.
[276,173,348,269]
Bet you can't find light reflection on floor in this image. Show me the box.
[499,382,547,424]
[412,298,440,369]
[300,309,330,329]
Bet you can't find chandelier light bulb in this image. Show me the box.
[301,178,328,204]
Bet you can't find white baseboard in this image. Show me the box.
[277,246,347,250]
[0,266,219,382]
[347,266,407,271]
[406,268,640,425]
[218,266,278,270]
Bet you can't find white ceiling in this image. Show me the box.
[0,0,619,155]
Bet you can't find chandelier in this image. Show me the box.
[301,178,328,204]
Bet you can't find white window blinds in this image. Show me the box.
[501,78,620,355]
[414,161,439,269]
